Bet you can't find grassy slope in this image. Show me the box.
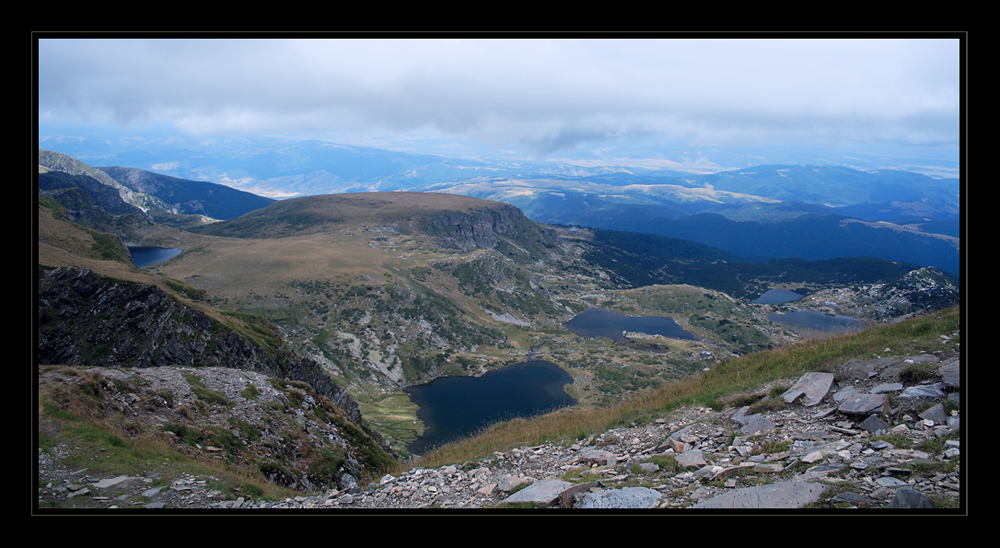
[414,305,961,469]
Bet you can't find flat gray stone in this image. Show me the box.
[899,383,947,399]
[832,385,858,402]
[741,416,775,435]
[576,487,661,509]
[830,491,872,504]
[781,372,834,406]
[838,392,887,415]
[497,474,526,492]
[577,449,616,466]
[858,414,890,434]
[940,361,960,388]
[690,481,829,509]
[501,479,593,508]
[918,403,948,425]
[675,449,707,469]
[871,383,904,394]
[888,488,936,508]
[93,476,137,489]
[731,406,759,426]
[875,476,908,488]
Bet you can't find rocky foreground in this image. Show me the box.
[38,343,962,513]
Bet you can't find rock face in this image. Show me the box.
[422,204,558,262]
[37,267,362,424]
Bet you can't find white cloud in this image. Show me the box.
[38,36,961,156]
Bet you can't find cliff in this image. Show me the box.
[37,267,362,425]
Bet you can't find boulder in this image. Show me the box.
[781,372,834,406]
[691,482,829,509]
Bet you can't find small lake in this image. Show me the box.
[128,246,181,268]
[767,310,866,336]
[564,308,697,342]
[751,289,806,305]
[403,360,575,455]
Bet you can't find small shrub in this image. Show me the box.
[899,363,939,383]
[241,482,264,499]
[164,423,201,447]
[748,397,784,415]
[730,393,763,408]
[752,439,792,456]
[309,448,347,486]
[241,383,260,401]
[228,418,261,441]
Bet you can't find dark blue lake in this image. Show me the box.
[751,289,806,305]
[403,360,575,455]
[128,246,181,268]
[767,310,866,335]
[564,307,697,342]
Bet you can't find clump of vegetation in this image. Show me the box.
[164,279,207,301]
[164,422,202,447]
[747,397,785,415]
[899,363,939,383]
[228,417,261,441]
[219,311,284,354]
[241,383,260,401]
[88,229,132,264]
[309,447,348,486]
[181,372,232,407]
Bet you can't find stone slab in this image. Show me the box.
[690,481,829,509]
[900,383,947,399]
[501,479,594,508]
[576,487,662,509]
[858,414,890,434]
[838,392,886,415]
[577,449,616,466]
[940,361,960,388]
[832,386,858,402]
[888,488,936,508]
[93,476,137,489]
[781,372,834,406]
[918,403,948,425]
[741,416,775,435]
[675,449,707,469]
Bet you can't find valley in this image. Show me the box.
[35,149,962,511]
[120,193,956,457]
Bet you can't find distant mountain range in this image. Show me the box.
[37,140,962,277]
[39,149,275,221]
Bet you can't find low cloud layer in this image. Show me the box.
[38,37,961,157]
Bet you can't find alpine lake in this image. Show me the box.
[403,308,699,454]
[128,246,182,268]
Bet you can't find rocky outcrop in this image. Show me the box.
[422,204,559,262]
[38,365,396,499]
[38,345,959,510]
[37,267,362,424]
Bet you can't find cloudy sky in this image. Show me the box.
[36,35,963,170]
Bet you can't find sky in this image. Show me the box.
[36,34,963,173]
